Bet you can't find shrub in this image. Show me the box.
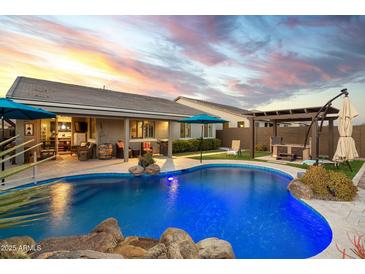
[172,138,221,153]
[138,153,155,168]
[300,165,357,201]
[255,144,268,151]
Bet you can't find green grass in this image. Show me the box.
[189,151,271,161]
[287,160,364,179]
[322,160,363,179]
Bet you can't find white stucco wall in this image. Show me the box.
[96,118,124,145]
[176,98,250,128]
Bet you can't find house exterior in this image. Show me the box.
[175,96,252,129]
[6,77,218,163]
[175,96,304,129]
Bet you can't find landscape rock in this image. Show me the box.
[128,165,145,176]
[35,250,124,259]
[288,179,314,200]
[121,236,159,250]
[160,228,198,259]
[143,243,168,259]
[112,244,147,259]
[0,236,36,259]
[91,217,124,242]
[144,164,161,175]
[33,218,122,256]
[197,237,235,259]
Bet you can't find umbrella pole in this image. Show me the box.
[200,124,203,163]
[346,160,353,172]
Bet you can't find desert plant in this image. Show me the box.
[336,234,365,259]
[138,152,155,168]
[0,183,54,229]
[300,165,357,201]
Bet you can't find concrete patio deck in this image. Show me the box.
[1,155,364,259]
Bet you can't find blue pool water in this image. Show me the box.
[0,165,332,258]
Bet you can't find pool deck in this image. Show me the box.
[1,155,364,259]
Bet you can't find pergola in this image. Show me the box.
[248,106,339,159]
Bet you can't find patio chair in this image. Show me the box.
[77,142,96,160]
[227,140,241,156]
[115,141,132,159]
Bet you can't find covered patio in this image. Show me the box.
[248,106,339,161]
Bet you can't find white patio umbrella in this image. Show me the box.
[332,96,359,163]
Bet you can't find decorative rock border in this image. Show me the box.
[0,218,235,259]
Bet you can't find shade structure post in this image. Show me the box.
[249,117,255,159]
[311,117,318,162]
[328,119,334,159]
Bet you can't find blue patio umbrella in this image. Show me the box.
[0,98,56,182]
[178,114,227,163]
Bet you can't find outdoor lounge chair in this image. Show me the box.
[77,142,96,160]
[227,140,241,155]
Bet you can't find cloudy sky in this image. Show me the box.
[0,16,364,123]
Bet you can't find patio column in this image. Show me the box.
[55,116,59,156]
[124,118,130,162]
[167,120,173,158]
[328,118,334,159]
[311,117,318,159]
[249,117,255,159]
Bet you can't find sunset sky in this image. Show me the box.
[0,15,364,123]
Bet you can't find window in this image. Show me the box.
[203,124,213,138]
[143,121,155,138]
[180,123,191,138]
[130,120,155,139]
[237,121,245,128]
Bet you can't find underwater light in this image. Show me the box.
[167,176,174,182]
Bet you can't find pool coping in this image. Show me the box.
[1,159,363,259]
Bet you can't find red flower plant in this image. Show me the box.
[336,234,365,259]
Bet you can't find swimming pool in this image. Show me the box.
[0,164,332,258]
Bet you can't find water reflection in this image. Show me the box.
[50,183,72,222]
[167,178,179,207]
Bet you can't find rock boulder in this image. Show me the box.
[0,236,36,259]
[91,217,124,242]
[288,179,314,200]
[112,244,146,259]
[197,237,235,259]
[144,164,161,175]
[128,165,145,176]
[160,228,198,259]
[36,250,124,259]
[143,243,168,259]
[33,218,123,257]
